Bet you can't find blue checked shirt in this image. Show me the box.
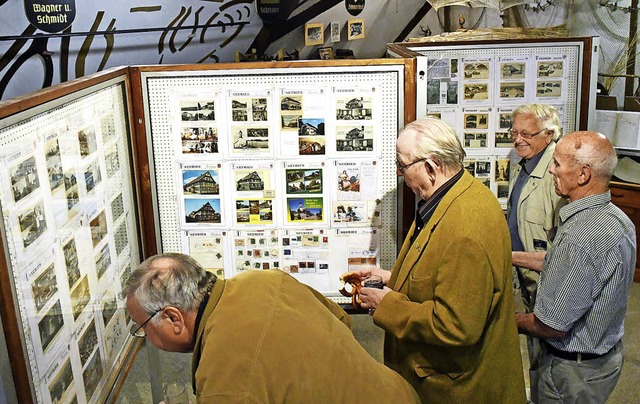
[534,191,636,354]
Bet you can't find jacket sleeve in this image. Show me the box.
[375,235,494,346]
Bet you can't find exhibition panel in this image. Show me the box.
[388,37,597,212]
[131,60,410,299]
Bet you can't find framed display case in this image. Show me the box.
[388,36,598,235]
[129,59,414,300]
[0,68,143,403]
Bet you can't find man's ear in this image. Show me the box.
[578,164,591,185]
[425,159,439,174]
[163,306,185,334]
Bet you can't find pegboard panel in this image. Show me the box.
[141,64,404,280]
[413,43,584,133]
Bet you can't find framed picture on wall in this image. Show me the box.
[305,22,324,46]
[330,21,341,42]
[347,19,365,40]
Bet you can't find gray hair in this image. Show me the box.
[512,103,563,140]
[121,253,216,325]
[402,117,466,171]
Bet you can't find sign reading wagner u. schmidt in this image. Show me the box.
[25,0,75,33]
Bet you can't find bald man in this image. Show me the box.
[516,131,636,404]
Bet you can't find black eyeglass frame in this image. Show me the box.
[130,308,163,338]
[396,158,427,174]
[508,127,548,140]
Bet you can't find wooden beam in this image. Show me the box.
[393,2,433,43]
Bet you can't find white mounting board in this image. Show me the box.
[140,63,405,295]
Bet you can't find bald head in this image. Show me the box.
[558,131,617,181]
[550,131,618,201]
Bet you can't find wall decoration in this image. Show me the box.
[347,19,364,40]
[319,46,334,60]
[305,22,324,46]
[256,0,294,24]
[330,21,341,43]
[345,0,365,16]
[24,0,76,33]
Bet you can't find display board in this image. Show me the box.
[137,62,406,300]
[0,71,142,404]
[388,37,598,209]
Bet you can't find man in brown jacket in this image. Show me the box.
[357,117,526,402]
[122,253,420,403]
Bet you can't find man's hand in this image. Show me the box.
[356,267,391,285]
[516,312,566,339]
[359,286,391,315]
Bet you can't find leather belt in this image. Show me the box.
[544,341,609,361]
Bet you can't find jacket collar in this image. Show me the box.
[391,170,475,290]
[191,278,225,393]
[529,142,556,178]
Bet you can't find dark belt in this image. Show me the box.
[544,341,609,361]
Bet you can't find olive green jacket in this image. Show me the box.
[192,269,420,403]
[375,171,526,403]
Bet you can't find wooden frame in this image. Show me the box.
[304,22,324,46]
[387,37,597,241]
[0,67,146,403]
[347,19,365,40]
[128,58,416,260]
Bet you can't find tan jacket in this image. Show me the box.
[508,143,566,308]
[192,270,420,403]
[376,171,526,403]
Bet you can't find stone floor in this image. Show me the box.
[116,282,640,403]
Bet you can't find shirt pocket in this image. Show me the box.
[524,205,556,237]
[524,206,546,226]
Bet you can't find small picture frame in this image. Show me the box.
[347,19,365,40]
[330,21,341,43]
[319,47,334,60]
[305,22,324,47]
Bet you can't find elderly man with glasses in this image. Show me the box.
[507,103,567,402]
[122,253,420,403]
[351,117,526,403]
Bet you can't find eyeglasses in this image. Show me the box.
[396,158,426,174]
[130,308,163,338]
[509,127,548,140]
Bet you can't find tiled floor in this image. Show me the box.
[116,283,640,403]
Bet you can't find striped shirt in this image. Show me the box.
[534,191,636,354]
